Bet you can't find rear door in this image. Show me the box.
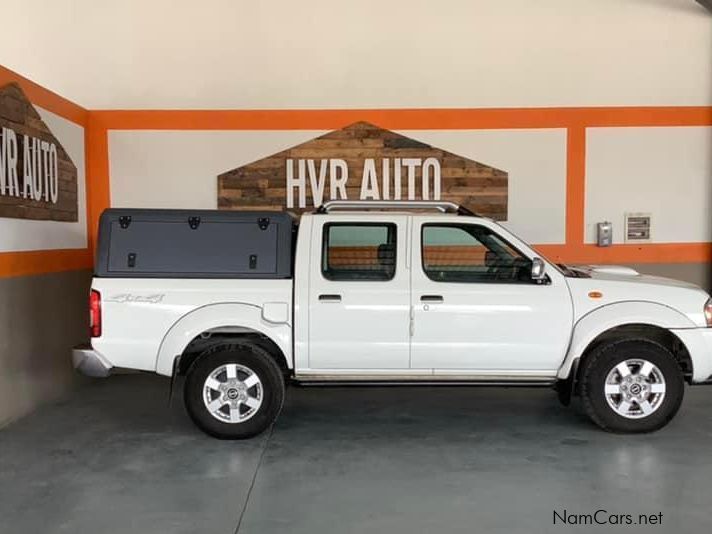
[307,215,411,370]
[410,217,573,374]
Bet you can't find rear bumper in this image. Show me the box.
[671,327,712,384]
[72,344,113,378]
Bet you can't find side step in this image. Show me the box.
[292,375,556,388]
[293,380,556,388]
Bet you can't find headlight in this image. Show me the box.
[705,299,712,327]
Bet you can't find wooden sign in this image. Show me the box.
[218,121,508,219]
[0,83,78,222]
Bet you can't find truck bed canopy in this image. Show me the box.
[95,209,295,279]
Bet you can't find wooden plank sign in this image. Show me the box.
[0,83,78,222]
[217,121,508,220]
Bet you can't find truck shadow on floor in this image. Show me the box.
[67,374,709,451]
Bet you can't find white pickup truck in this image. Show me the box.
[73,200,712,439]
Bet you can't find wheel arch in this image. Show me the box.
[557,301,696,382]
[155,302,292,376]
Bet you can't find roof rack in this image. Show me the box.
[315,200,478,216]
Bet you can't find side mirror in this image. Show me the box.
[531,257,546,281]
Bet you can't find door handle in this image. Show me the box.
[420,295,444,303]
[319,294,342,302]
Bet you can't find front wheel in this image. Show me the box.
[184,343,285,439]
[580,339,684,433]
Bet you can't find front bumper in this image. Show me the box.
[72,344,113,378]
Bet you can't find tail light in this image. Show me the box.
[705,299,712,327]
[90,289,102,337]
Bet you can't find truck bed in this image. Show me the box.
[91,277,293,373]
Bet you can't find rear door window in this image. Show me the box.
[322,223,397,281]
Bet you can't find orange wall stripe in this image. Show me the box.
[91,106,712,131]
[571,107,712,128]
[0,249,92,279]
[535,243,712,265]
[573,243,712,265]
[85,117,110,254]
[0,65,87,126]
[565,127,586,247]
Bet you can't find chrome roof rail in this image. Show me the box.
[315,200,478,216]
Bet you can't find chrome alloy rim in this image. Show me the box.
[202,363,263,423]
[604,359,666,419]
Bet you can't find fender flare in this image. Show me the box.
[557,301,696,379]
[154,302,292,376]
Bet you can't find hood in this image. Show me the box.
[568,264,704,291]
[564,264,710,328]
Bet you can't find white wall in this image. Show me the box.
[109,130,327,209]
[0,107,87,252]
[0,0,709,109]
[585,126,712,244]
[398,130,567,244]
[108,129,566,244]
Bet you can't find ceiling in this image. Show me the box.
[0,0,709,110]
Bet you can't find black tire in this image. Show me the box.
[579,338,684,433]
[184,343,285,439]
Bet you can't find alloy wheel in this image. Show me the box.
[202,363,263,423]
[604,358,666,419]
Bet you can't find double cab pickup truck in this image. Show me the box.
[73,200,712,439]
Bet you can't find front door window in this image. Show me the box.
[422,224,533,283]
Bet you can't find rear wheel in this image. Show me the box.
[580,338,684,433]
[184,343,285,439]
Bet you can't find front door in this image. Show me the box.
[308,217,411,370]
[410,218,573,374]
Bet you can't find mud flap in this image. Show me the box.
[168,355,181,407]
[556,359,579,407]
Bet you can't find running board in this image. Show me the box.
[292,375,556,388]
[293,380,556,388]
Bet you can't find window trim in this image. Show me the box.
[321,222,397,282]
[420,222,534,285]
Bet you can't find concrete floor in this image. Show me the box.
[1,376,712,534]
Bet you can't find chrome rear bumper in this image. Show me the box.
[72,345,112,378]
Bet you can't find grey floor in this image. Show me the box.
[1,376,712,534]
